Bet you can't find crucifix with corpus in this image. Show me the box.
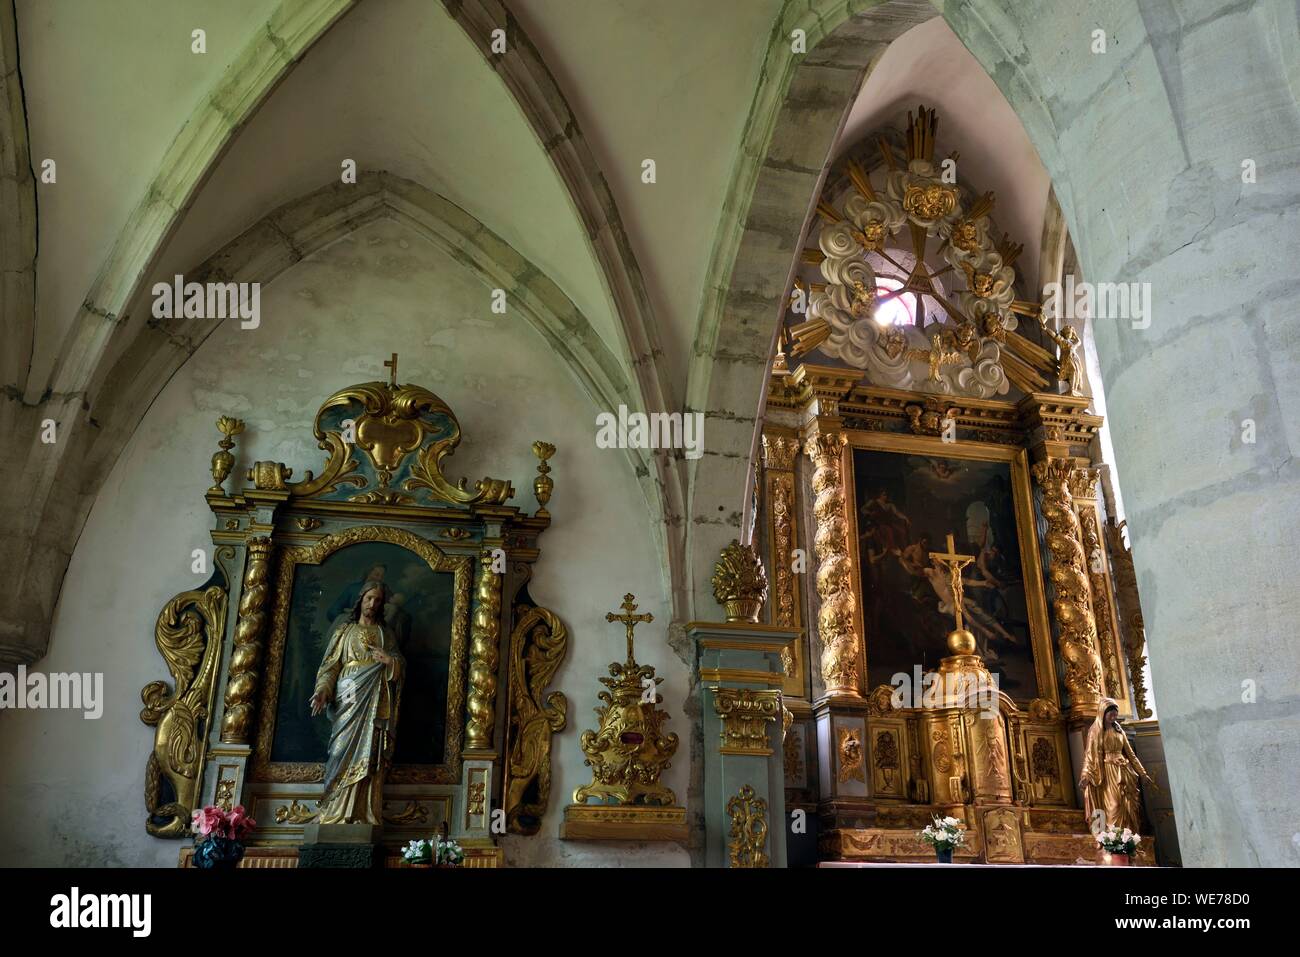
[606,592,654,666]
[928,533,977,651]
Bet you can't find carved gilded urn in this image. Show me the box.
[711,540,768,623]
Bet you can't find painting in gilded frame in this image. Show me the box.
[253,525,472,784]
[846,435,1054,704]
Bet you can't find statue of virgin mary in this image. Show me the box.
[309,580,405,825]
[1079,696,1152,835]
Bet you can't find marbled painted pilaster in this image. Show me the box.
[692,621,793,867]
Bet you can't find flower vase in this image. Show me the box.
[1100,850,1130,866]
[935,847,953,863]
[194,836,244,870]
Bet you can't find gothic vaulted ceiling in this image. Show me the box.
[16,0,789,403]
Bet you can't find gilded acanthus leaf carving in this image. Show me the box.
[142,584,229,838]
[284,378,513,505]
[505,606,568,834]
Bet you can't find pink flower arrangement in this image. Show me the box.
[191,804,257,841]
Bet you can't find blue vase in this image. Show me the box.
[935,846,953,863]
[194,836,245,870]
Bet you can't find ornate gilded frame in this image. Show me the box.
[842,430,1059,708]
[141,366,569,849]
[250,524,473,785]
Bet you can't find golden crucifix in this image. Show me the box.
[384,352,398,387]
[606,593,653,664]
[929,533,975,631]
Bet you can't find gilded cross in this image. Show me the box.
[928,533,975,632]
[384,352,399,388]
[606,592,653,664]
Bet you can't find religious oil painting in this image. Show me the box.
[270,540,455,767]
[850,445,1040,699]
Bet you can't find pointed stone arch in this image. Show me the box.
[5,173,680,668]
[1,0,356,664]
[687,0,1300,867]
[442,0,688,617]
[684,0,936,617]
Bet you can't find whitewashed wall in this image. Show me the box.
[0,218,688,867]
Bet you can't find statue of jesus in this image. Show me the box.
[309,580,405,825]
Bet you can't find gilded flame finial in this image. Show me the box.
[532,441,555,516]
[208,416,245,494]
[711,540,768,623]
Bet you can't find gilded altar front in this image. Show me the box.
[140,361,569,864]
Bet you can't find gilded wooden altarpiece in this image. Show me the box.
[761,365,1151,863]
[141,368,568,861]
[743,105,1166,863]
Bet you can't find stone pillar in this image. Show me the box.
[692,621,793,868]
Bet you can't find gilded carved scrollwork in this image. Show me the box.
[504,606,569,834]
[726,784,769,868]
[141,585,229,837]
[220,537,273,744]
[1031,459,1105,720]
[762,431,802,685]
[713,687,781,755]
[805,430,861,696]
[158,366,560,845]
[1104,519,1153,719]
[574,596,678,807]
[837,726,866,783]
[288,378,513,505]
[274,799,317,824]
[466,549,503,751]
[1077,501,1124,701]
[770,475,797,632]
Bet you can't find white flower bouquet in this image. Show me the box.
[435,838,465,866]
[402,836,465,867]
[1095,824,1140,856]
[402,838,436,865]
[919,815,967,851]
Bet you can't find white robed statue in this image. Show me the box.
[309,580,405,825]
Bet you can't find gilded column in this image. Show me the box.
[1070,469,1127,708]
[220,537,273,744]
[466,547,502,751]
[1104,519,1153,719]
[804,430,860,698]
[1031,459,1105,721]
[763,432,801,632]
